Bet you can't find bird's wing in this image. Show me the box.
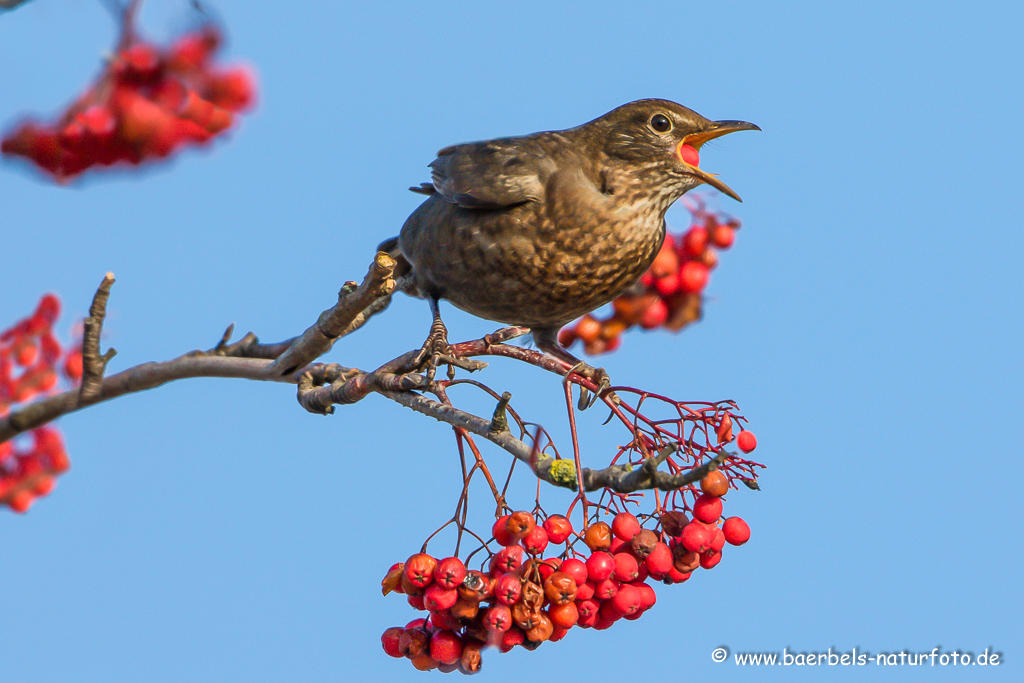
[428,138,547,209]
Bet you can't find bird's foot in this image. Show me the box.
[410,319,487,381]
[564,361,613,410]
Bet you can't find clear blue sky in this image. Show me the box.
[2,1,1022,681]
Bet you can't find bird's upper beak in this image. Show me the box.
[676,120,760,202]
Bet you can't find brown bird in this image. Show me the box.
[380,99,758,383]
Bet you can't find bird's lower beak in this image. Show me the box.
[676,119,760,202]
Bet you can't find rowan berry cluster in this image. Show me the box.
[379,459,755,674]
[559,207,742,355]
[1,295,80,513]
[1,26,255,182]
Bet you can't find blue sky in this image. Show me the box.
[2,1,1022,681]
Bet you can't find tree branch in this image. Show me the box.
[2,255,744,497]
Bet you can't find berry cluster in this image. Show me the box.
[380,465,754,674]
[559,207,741,355]
[0,427,69,514]
[1,26,255,182]
[1,295,80,513]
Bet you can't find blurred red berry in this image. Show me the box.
[679,261,710,294]
[737,430,757,452]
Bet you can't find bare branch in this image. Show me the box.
[264,252,396,378]
[79,272,117,402]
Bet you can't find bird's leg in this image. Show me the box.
[409,297,487,380]
[532,327,612,410]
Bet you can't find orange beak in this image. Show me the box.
[675,120,760,202]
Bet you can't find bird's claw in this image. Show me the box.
[564,361,612,410]
[411,323,486,380]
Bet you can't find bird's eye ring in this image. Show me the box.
[649,113,672,133]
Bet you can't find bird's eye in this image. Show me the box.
[649,113,672,133]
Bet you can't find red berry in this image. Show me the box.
[677,143,700,166]
[433,556,466,589]
[499,627,524,652]
[543,571,578,605]
[423,583,458,612]
[548,601,579,629]
[15,342,37,367]
[650,238,679,277]
[592,578,619,600]
[537,557,560,582]
[505,510,536,541]
[692,494,723,524]
[78,106,117,143]
[611,512,642,541]
[654,271,680,297]
[664,563,692,584]
[168,29,219,72]
[613,552,639,582]
[521,525,549,555]
[205,67,257,110]
[483,604,512,633]
[35,294,60,324]
[635,582,657,611]
[576,599,600,627]
[610,583,642,616]
[639,297,668,329]
[542,514,573,544]
[493,573,522,605]
[708,525,726,553]
[399,627,429,657]
[583,521,613,551]
[575,315,602,344]
[680,226,709,257]
[598,599,624,624]
[404,553,437,588]
[722,516,751,545]
[32,477,55,497]
[700,470,729,497]
[63,352,83,382]
[700,549,723,570]
[737,430,757,453]
[558,326,577,347]
[409,653,438,671]
[586,551,616,582]
[680,522,710,553]
[491,514,514,546]
[381,627,404,657]
[560,558,588,586]
[429,629,463,666]
[7,490,33,513]
[492,545,524,573]
[644,542,673,577]
[118,43,162,81]
[710,223,735,249]
[679,261,710,293]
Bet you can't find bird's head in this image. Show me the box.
[592,99,759,202]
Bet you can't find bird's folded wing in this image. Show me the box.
[428,139,546,209]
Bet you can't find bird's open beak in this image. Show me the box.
[676,120,760,202]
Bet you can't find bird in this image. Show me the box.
[379,98,758,386]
